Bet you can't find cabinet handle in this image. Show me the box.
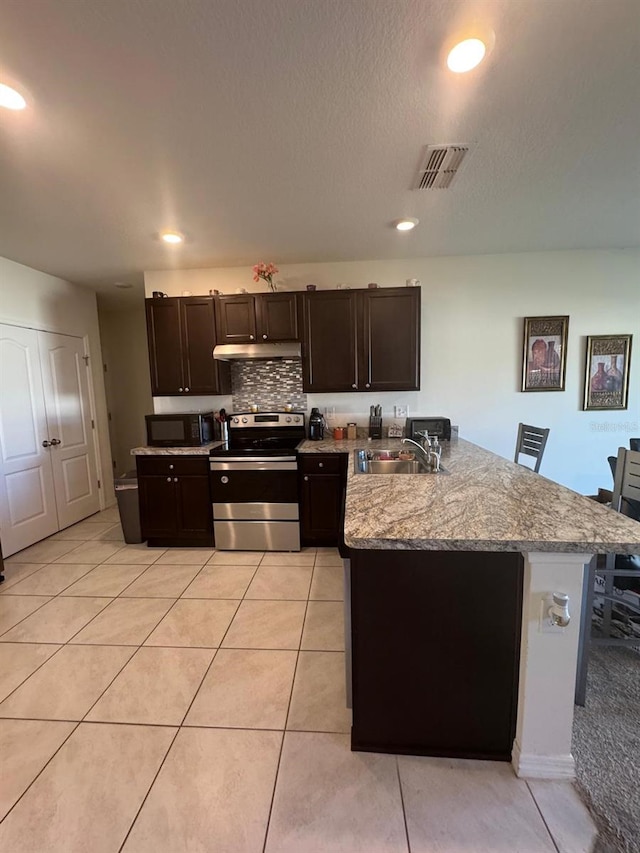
[221,476,229,484]
[249,335,254,340]
[263,334,268,340]
[351,383,357,389]
[304,476,309,481]
[169,464,174,470]
[365,383,371,388]
[185,387,190,392]
[173,477,178,482]
[166,477,172,482]
[318,462,324,468]
[179,387,183,392]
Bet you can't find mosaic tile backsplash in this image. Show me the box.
[231,359,307,412]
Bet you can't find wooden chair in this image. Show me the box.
[630,438,640,452]
[514,424,550,474]
[575,447,640,705]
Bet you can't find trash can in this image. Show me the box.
[114,471,144,544]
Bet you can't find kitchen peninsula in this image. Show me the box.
[301,436,640,779]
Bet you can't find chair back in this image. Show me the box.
[611,447,640,521]
[514,423,550,473]
[629,438,640,452]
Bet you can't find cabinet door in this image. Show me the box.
[175,475,213,540]
[300,473,343,546]
[360,288,420,391]
[180,298,230,395]
[138,474,177,539]
[216,295,257,344]
[145,298,184,395]
[256,293,299,342]
[302,292,358,392]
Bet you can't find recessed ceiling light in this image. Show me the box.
[160,231,184,244]
[447,38,486,73]
[395,218,419,231]
[0,83,27,110]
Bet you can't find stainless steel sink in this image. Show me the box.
[354,448,447,475]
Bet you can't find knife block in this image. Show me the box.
[369,416,382,439]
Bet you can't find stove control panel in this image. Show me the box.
[229,412,306,429]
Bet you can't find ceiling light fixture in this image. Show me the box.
[395,218,419,232]
[0,82,27,110]
[160,231,184,245]
[447,38,486,73]
[114,282,133,289]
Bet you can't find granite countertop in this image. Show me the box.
[131,441,225,456]
[335,437,640,555]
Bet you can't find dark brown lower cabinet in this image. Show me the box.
[299,453,347,546]
[349,549,523,760]
[137,455,213,547]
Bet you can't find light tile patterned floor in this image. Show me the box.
[0,511,597,852]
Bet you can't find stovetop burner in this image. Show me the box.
[210,410,306,458]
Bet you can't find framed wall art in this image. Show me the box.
[583,334,632,410]
[521,315,569,392]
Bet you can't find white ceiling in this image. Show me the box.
[0,0,639,304]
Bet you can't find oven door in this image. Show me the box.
[209,457,300,551]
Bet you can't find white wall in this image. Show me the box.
[145,249,640,495]
[98,303,153,474]
[0,256,115,505]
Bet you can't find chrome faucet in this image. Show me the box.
[401,437,430,461]
[402,436,441,471]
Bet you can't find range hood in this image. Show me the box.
[213,342,302,361]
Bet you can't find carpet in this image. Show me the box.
[572,646,640,853]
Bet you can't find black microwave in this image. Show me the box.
[145,412,215,447]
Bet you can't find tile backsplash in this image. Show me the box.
[231,359,307,412]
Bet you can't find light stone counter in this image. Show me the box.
[131,441,225,456]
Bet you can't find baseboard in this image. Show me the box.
[512,740,576,779]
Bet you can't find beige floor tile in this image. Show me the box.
[0,719,76,820]
[53,541,126,564]
[61,564,147,597]
[314,551,343,567]
[120,564,201,596]
[207,550,264,566]
[0,644,135,720]
[91,523,125,542]
[87,646,214,725]
[0,722,175,853]
[154,548,214,565]
[145,599,239,648]
[1,596,111,643]
[287,652,351,733]
[5,563,97,596]
[528,780,598,853]
[121,727,281,853]
[0,643,61,702]
[310,565,344,600]
[6,539,85,564]
[260,552,316,567]
[222,600,306,650]
[181,565,256,599]
[398,756,556,852]
[185,648,297,729]
[0,563,47,592]
[265,731,408,853]
[0,595,51,636]
[51,520,119,541]
[245,565,313,600]
[84,507,120,524]
[70,598,174,645]
[103,544,167,565]
[301,601,345,651]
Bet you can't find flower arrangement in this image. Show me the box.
[252,262,279,292]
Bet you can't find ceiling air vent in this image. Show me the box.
[412,144,472,190]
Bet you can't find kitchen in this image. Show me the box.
[1,0,639,850]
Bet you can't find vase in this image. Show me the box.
[590,362,607,392]
[606,355,623,392]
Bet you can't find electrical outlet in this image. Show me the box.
[394,405,408,418]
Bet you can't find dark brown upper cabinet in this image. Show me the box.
[301,287,420,393]
[145,296,231,396]
[216,293,299,345]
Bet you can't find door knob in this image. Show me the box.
[50,438,61,445]
[42,440,52,447]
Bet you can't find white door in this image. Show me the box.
[38,332,100,529]
[0,325,59,555]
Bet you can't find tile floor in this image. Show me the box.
[0,509,597,852]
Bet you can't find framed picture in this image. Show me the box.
[521,316,569,392]
[583,334,632,410]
